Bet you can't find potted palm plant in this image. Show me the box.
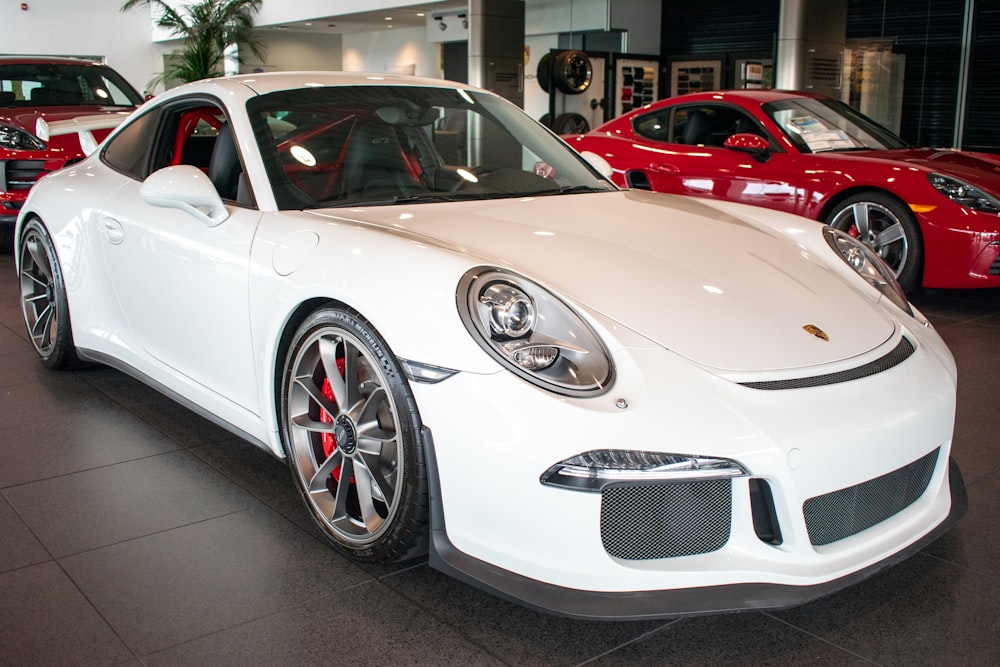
[121,0,267,88]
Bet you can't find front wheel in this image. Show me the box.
[825,192,923,294]
[18,218,79,369]
[279,307,429,562]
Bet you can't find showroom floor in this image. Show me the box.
[0,250,998,667]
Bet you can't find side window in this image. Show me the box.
[100,107,162,179]
[151,102,251,206]
[673,105,765,148]
[633,110,671,142]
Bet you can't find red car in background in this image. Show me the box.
[1,56,142,251]
[567,90,1000,293]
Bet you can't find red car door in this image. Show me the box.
[630,103,802,215]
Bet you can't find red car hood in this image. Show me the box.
[0,105,133,135]
[838,148,1000,193]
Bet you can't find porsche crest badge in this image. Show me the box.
[802,324,829,341]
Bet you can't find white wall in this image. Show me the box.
[0,0,162,96]
[343,27,440,77]
[242,31,343,73]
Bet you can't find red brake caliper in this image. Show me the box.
[320,358,353,482]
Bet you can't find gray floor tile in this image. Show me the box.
[0,562,134,666]
[585,613,873,666]
[60,505,372,656]
[0,397,181,488]
[0,495,49,573]
[381,564,666,666]
[5,449,257,557]
[769,552,1000,666]
[143,580,504,666]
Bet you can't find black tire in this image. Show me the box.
[553,50,593,94]
[279,306,429,562]
[536,53,553,93]
[825,191,923,293]
[552,112,590,134]
[18,218,80,369]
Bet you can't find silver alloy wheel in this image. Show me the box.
[828,200,909,278]
[19,226,60,357]
[285,325,404,546]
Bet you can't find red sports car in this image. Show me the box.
[1,56,142,251]
[567,89,1000,293]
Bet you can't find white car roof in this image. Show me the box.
[157,71,477,103]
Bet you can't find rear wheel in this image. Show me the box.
[826,192,923,293]
[18,219,79,369]
[279,307,428,562]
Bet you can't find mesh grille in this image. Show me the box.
[740,337,914,390]
[803,448,939,546]
[600,480,731,560]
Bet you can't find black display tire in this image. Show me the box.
[553,50,593,94]
[18,218,80,369]
[279,306,429,563]
[552,112,590,134]
[536,53,553,93]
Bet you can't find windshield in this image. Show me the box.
[763,97,908,153]
[247,85,614,209]
[0,62,143,107]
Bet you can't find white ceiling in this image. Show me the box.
[257,3,467,35]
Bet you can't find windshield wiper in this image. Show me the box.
[520,184,614,197]
[320,192,458,208]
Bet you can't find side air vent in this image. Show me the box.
[625,170,651,190]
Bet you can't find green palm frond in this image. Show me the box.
[121,0,266,85]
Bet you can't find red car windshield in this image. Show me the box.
[763,97,908,153]
[0,62,142,108]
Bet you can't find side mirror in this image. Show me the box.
[580,150,614,178]
[724,133,770,162]
[139,165,229,227]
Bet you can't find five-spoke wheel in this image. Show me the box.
[280,307,428,562]
[826,192,923,294]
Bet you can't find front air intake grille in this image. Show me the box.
[990,255,1000,276]
[803,448,939,546]
[4,160,47,190]
[740,337,914,390]
[600,480,732,560]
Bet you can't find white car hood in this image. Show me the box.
[308,191,894,372]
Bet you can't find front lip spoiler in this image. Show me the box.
[424,431,967,621]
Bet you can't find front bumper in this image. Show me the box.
[413,318,962,619]
[427,455,965,620]
[918,205,1000,288]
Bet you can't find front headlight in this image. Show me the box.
[0,124,46,151]
[540,449,749,492]
[458,266,614,396]
[824,226,912,316]
[928,172,1000,214]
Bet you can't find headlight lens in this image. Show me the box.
[458,267,613,396]
[541,449,749,492]
[824,226,912,315]
[0,124,46,151]
[928,172,1000,214]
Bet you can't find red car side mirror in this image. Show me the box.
[724,133,770,161]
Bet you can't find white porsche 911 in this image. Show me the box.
[15,72,965,619]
